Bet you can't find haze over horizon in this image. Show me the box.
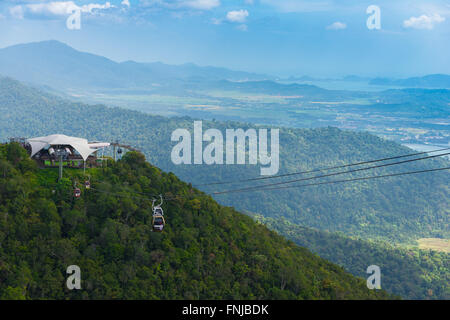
[1,0,449,78]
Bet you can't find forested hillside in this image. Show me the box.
[254,215,449,300]
[0,143,392,300]
[0,76,449,243]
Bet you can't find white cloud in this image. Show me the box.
[226,9,248,23]
[18,1,115,17]
[139,0,220,11]
[26,2,77,15]
[121,0,131,7]
[82,2,115,13]
[181,0,220,10]
[326,21,346,30]
[10,5,24,19]
[403,13,445,30]
[260,0,331,13]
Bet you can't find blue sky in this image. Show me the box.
[0,0,449,77]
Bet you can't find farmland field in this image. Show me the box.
[417,238,450,253]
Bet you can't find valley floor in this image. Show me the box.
[417,238,450,253]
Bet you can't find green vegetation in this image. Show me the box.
[0,77,449,244]
[0,143,392,300]
[0,79,450,244]
[254,215,449,300]
[0,77,448,300]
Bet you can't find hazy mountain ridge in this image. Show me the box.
[370,74,450,88]
[0,41,272,90]
[2,41,448,93]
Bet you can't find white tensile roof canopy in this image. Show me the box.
[27,134,110,161]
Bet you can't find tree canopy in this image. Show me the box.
[0,143,393,300]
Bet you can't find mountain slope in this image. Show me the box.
[0,41,271,90]
[1,77,449,243]
[255,215,449,300]
[0,142,391,300]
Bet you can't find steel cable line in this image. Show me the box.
[82,174,190,201]
[88,186,184,202]
[196,147,450,187]
[72,169,189,202]
[81,165,450,201]
[210,152,450,194]
[212,166,450,195]
[76,152,450,201]
[87,187,153,201]
[88,163,450,200]
[77,176,172,200]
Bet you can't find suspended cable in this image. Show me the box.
[213,166,450,195]
[89,187,153,201]
[211,152,450,194]
[89,163,450,200]
[71,151,450,201]
[77,176,163,199]
[88,186,184,202]
[196,147,450,187]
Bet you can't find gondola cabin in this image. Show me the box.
[74,188,81,198]
[152,196,165,232]
[152,214,165,232]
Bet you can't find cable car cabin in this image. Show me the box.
[151,195,165,232]
[152,215,165,232]
[74,188,81,198]
[85,181,91,189]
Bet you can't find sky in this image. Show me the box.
[0,0,449,77]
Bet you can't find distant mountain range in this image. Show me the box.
[0,41,448,92]
[283,74,450,89]
[0,40,273,90]
[370,74,450,88]
[284,75,371,82]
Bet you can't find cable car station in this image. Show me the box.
[25,134,110,169]
[10,134,140,181]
